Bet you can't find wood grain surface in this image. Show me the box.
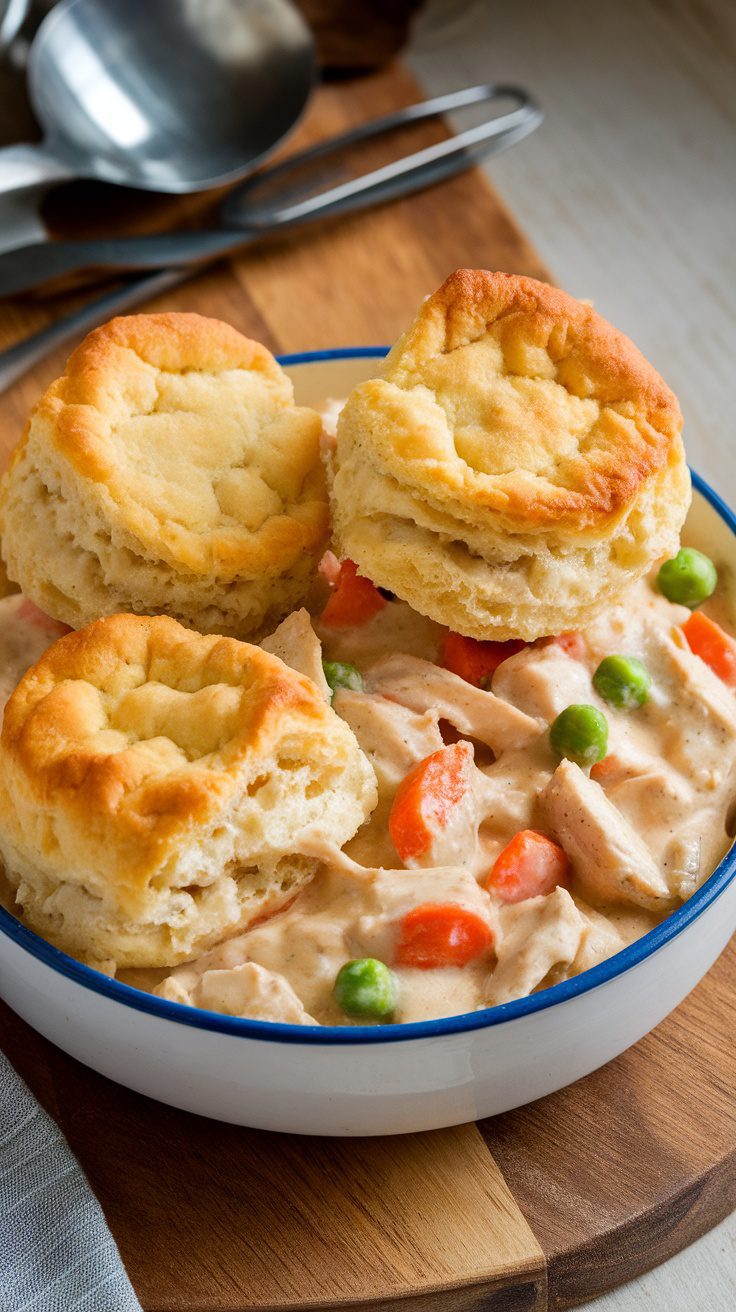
[0,56,734,1312]
[487,936,736,1306]
[1,1006,548,1312]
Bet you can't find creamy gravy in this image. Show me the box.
[2,570,735,1028]
[143,577,736,1025]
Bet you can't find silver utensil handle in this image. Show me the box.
[220,82,536,223]
[0,229,246,297]
[0,142,72,192]
[0,270,186,392]
[0,85,542,297]
[0,88,543,392]
[247,96,542,227]
[286,111,542,227]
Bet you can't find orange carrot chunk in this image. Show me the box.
[549,631,587,660]
[681,611,736,688]
[320,559,387,627]
[440,632,526,687]
[484,829,569,904]
[395,903,494,969]
[389,742,474,863]
[590,754,624,784]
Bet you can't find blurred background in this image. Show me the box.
[409,0,735,506]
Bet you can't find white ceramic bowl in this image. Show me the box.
[1,348,735,1136]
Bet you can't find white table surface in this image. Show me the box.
[409,0,736,1306]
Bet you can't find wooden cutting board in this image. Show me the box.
[0,63,734,1312]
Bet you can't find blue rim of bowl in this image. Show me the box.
[1,347,734,1046]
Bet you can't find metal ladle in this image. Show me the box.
[0,0,315,193]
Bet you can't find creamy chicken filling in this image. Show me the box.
[2,546,735,1028]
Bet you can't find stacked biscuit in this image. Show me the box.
[0,313,376,968]
[330,270,689,640]
[0,276,690,973]
[1,313,329,637]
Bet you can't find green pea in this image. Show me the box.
[593,655,651,709]
[323,660,364,701]
[657,548,717,608]
[550,704,608,767]
[333,958,399,1020]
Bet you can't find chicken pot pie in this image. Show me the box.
[0,313,329,638]
[331,270,691,640]
[0,281,732,1030]
[0,613,376,968]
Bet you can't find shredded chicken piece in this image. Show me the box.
[486,887,585,1006]
[654,626,736,773]
[261,608,330,701]
[540,760,675,910]
[366,652,542,755]
[156,959,316,1025]
[571,897,627,973]
[492,643,592,720]
[663,832,703,900]
[333,689,444,793]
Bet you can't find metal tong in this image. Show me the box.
[0,83,542,391]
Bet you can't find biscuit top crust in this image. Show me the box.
[0,614,342,903]
[348,270,684,530]
[27,313,328,577]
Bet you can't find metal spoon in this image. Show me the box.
[0,0,315,194]
[0,0,32,50]
[0,85,541,296]
[0,84,543,391]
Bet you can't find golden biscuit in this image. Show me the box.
[0,313,329,637]
[0,614,376,968]
[331,270,690,640]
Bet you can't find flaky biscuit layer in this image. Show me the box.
[332,271,690,639]
[0,313,329,636]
